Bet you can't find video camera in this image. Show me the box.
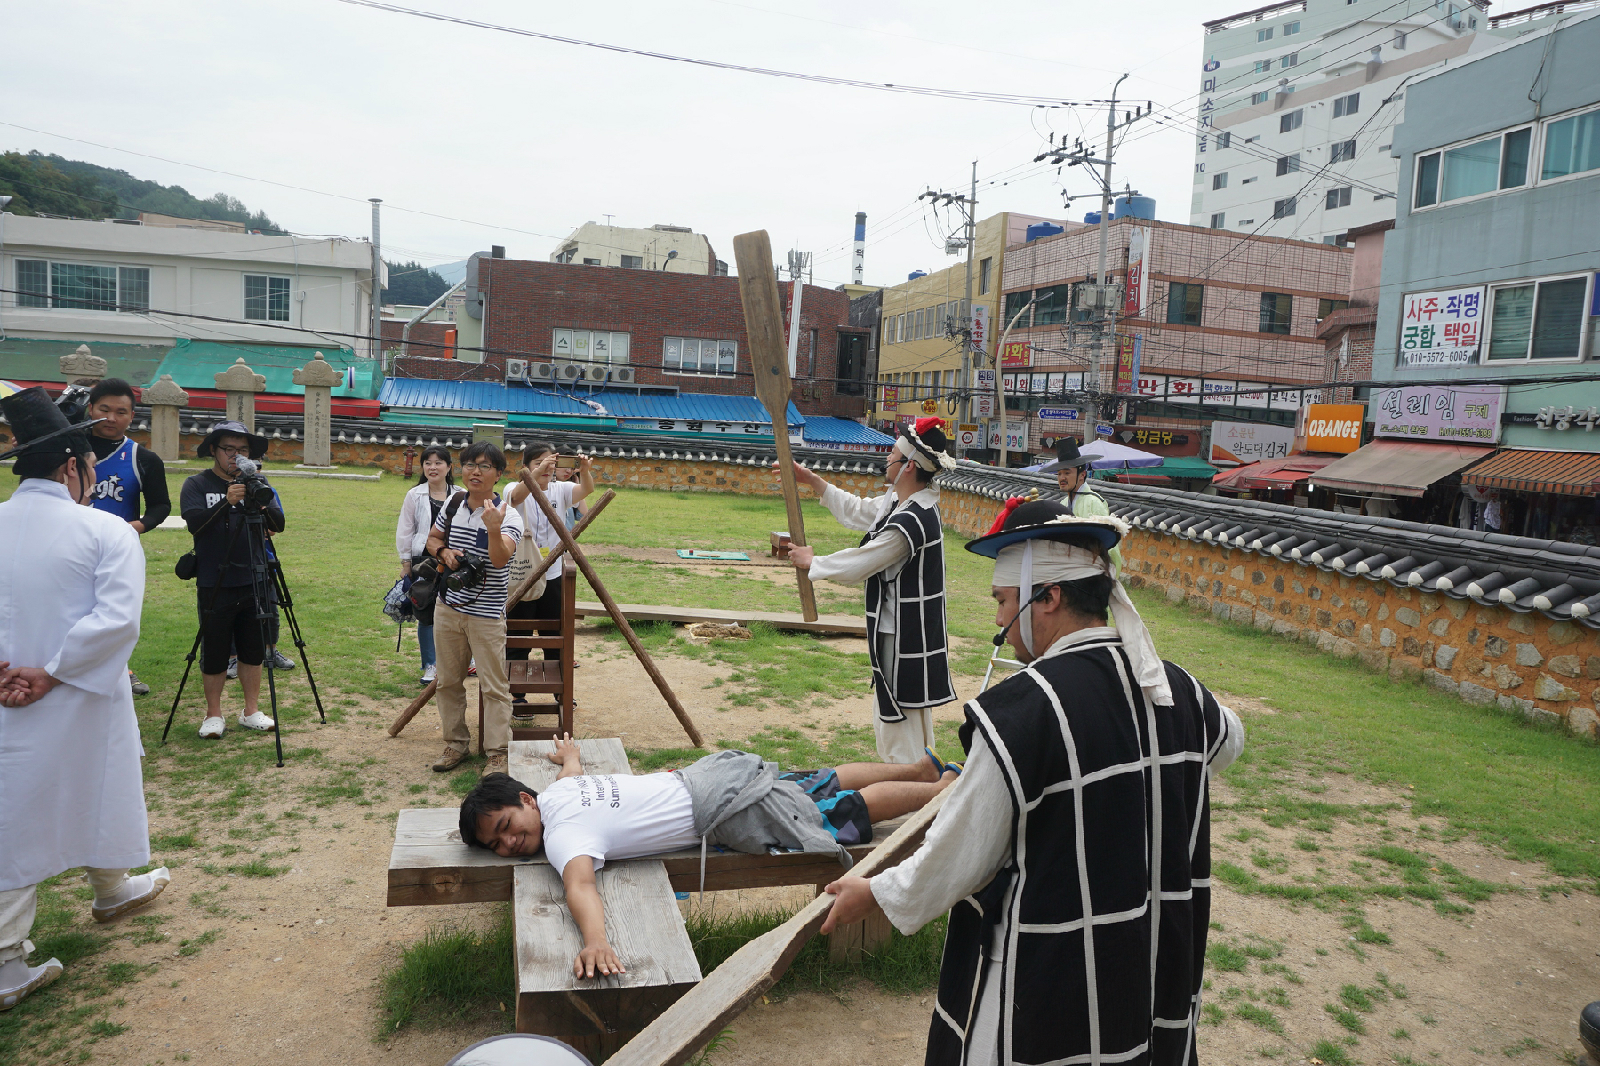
[232,457,277,510]
[55,384,92,424]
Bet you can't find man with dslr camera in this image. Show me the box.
[421,441,524,777]
[179,421,284,739]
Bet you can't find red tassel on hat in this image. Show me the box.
[986,496,1027,536]
[913,416,943,436]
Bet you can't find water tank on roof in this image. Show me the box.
[1113,195,1157,220]
[908,270,928,280]
[1083,211,1102,225]
[1025,221,1064,242]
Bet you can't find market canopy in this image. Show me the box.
[1101,456,1220,482]
[1460,448,1600,496]
[1212,453,1340,492]
[1082,439,1163,469]
[1309,440,1494,498]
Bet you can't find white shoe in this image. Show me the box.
[92,867,171,923]
[0,958,63,1011]
[198,716,226,739]
[237,711,276,732]
[421,664,437,684]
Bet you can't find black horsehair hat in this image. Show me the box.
[1037,436,1094,474]
[0,386,99,473]
[965,498,1127,557]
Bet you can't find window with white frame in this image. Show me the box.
[1251,91,1270,105]
[1257,27,1273,41]
[1333,92,1360,118]
[1281,52,1299,67]
[554,328,631,365]
[1326,186,1353,209]
[244,274,290,322]
[1280,109,1303,133]
[1254,59,1273,74]
[1413,125,1534,207]
[1541,106,1600,181]
[1216,131,1231,149]
[1484,274,1591,362]
[15,259,150,312]
[1210,211,1227,229]
[1276,153,1301,175]
[1274,196,1297,218]
[1284,19,1301,34]
[1213,171,1229,190]
[662,336,736,375]
[1330,139,1357,163]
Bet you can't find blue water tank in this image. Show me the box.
[1083,211,1102,225]
[907,270,928,280]
[1113,195,1157,220]
[1025,221,1064,242]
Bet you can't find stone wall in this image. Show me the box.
[1119,531,1600,739]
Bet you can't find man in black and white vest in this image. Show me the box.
[820,500,1245,1065]
[784,418,957,764]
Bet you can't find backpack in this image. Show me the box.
[407,491,468,613]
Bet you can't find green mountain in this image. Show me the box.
[0,150,288,234]
[383,259,451,307]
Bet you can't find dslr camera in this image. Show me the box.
[442,551,490,595]
[233,457,277,510]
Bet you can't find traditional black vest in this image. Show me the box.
[928,636,1231,1066]
[861,496,955,722]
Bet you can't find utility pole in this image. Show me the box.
[369,198,383,365]
[785,249,810,379]
[1034,77,1149,443]
[917,168,977,458]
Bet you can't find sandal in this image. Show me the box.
[925,747,963,776]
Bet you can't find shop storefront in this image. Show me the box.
[1459,448,1600,543]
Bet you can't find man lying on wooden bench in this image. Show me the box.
[458,733,960,979]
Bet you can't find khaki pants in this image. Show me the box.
[1,870,129,964]
[434,600,511,758]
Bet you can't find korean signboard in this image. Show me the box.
[1370,384,1503,443]
[957,423,982,448]
[1124,227,1152,319]
[999,340,1031,368]
[1136,374,1311,411]
[1038,407,1081,422]
[621,418,803,444]
[1210,421,1296,465]
[970,304,990,355]
[1296,403,1366,454]
[1398,286,1485,366]
[881,385,899,404]
[972,394,995,419]
[986,420,1029,451]
[1114,334,1142,394]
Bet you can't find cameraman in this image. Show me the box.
[179,421,284,739]
[423,441,524,777]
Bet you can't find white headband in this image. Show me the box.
[993,538,1173,707]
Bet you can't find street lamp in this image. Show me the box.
[660,249,679,271]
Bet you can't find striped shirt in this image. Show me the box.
[432,492,525,619]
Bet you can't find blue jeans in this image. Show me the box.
[417,623,436,671]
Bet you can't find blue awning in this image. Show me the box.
[802,416,895,450]
[378,377,803,426]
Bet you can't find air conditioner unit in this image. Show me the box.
[583,365,610,383]
[530,362,557,382]
[610,366,636,385]
[557,362,585,383]
[505,358,528,382]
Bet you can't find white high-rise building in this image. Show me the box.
[1190,0,1572,243]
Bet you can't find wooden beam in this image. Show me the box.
[506,488,615,609]
[732,229,818,623]
[570,601,865,637]
[605,790,949,1066]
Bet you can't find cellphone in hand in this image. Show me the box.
[553,455,580,469]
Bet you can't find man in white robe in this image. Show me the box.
[0,387,169,1011]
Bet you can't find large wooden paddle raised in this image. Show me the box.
[732,230,818,623]
[605,787,948,1066]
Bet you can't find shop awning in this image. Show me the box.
[1212,453,1339,492]
[1102,456,1219,483]
[1460,448,1600,496]
[1309,440,1494,498]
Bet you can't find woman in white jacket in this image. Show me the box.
[395,446,455,684]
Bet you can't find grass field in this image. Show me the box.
[3,470,1597,1062]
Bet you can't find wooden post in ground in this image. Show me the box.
[385,490,616,739]
[732,229,818,623]
[521,476,705,749]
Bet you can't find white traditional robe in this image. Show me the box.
[0,479,150,891]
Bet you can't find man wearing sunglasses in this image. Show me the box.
[179,422,284,739]
[781,418,958,764]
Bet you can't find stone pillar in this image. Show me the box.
[59,344,107,384]
[142,374,190,462]
[214,358,266,431]
[292,351,343,468]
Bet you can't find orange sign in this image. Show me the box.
[999,340,1031,368]
[1298,403,1365,454]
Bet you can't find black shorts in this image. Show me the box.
[200,585,268,674]
[779,768,873,847]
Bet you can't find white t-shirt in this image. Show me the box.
[538,771,700,876]
[512,480,577,581]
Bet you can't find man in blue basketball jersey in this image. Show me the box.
[86,379,169,696]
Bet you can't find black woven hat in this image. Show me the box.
[1038,436,1093,473]
[964,498,1125,557]
[197,420,269,460]
[0,386,98,473]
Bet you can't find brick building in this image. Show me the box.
[474,258,867,419]
[1318,220,1390,403]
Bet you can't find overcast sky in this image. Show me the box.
[4,0,1212,286]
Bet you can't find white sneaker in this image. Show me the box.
[421,664,437,684]
[0,958,63,1011]
[237,711,276,732]
[92,867,171,923]
[198,716,226,739]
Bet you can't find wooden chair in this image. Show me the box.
[478,570,576,749]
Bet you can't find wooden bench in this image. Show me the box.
[479,571,577,750]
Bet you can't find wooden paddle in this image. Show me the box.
[605,787,949,1066]
[732,230,818,623]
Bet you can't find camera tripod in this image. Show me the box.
[161,499,325,767]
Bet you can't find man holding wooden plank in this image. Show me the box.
[457,735,959,978]
[784,417,957,764]
[820,501,1244,1066]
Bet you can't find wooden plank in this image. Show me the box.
[514,863,700,1060]
[573,601,866,638]
[606,789,950,1066]
[733,228,818,622]
[507,737,631,787]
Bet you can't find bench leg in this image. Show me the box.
[817,884,893,962]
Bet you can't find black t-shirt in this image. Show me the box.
[90,434,171,530]
[180,468,286,587]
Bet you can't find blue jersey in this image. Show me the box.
[89,438,142,522]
